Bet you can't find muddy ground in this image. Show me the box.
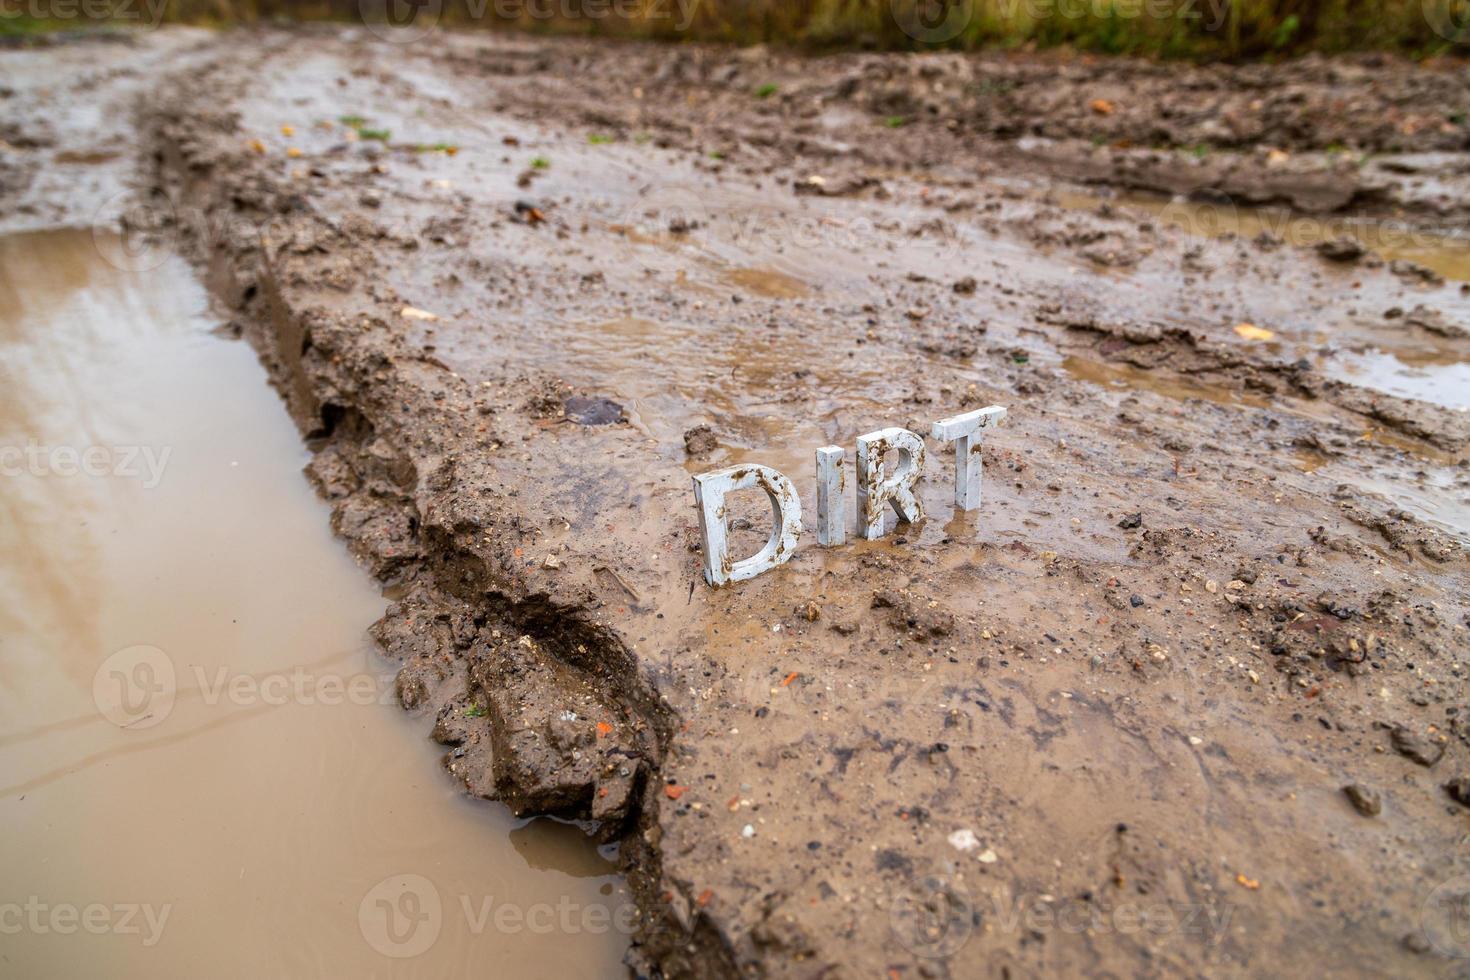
[5,25,1470,978]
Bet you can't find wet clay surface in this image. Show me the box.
[0,230,630,976]
[8,25,1468,978]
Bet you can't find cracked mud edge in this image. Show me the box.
[1039,302,1470,457]
[143,104,736,980]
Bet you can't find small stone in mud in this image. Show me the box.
[795,600,820,622]
[1445,778,1470,808]
[1342,784,1381,817]
[683,424,718,456]
[1315,238,1365,262]
[1390,727,1445,768]
[952,276,977,295]
[359,191,381,208]
[513,199,546,225]
[1118,513,1142,529]
[564,395,624,426]
[1129,594,1144,608]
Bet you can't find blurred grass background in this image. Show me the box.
[4,0,1467,57]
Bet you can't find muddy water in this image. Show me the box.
[1058,188,1470,284]
[0,232,629,977]
[1057,189,1470,410]
[1059,354,1470,538]
[555,314,902,482]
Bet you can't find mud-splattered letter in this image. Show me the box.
[815,446,846,547]
[931,406,1006,511]
[855,428,925,540]
[692,465,802,586]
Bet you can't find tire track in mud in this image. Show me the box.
[115,27,1470,980]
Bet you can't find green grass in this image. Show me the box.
[530,155,551,169]
[755,83,779,98]
[157,0,1467,60]
[588,133,614,144]
[339,116,390,142]
[883,115,907,128]
[0,15,66,36]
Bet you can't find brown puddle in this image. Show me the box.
[1060,355,1273,410]
[722,266,810,300]
[550,314,903,480]
[1059,188,1470,283]
[1060,355,1470,537]
[1329,347,1470,411]
[0,232,629,977]
[1057,189,1470,410]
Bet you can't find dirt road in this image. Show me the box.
[6,26,1469,977]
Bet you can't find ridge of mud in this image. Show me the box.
[1041,302,1470,456]
[142,71,732,978]
[433,33,1470,224]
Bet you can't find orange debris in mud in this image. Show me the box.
[1233,323,1276,341]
